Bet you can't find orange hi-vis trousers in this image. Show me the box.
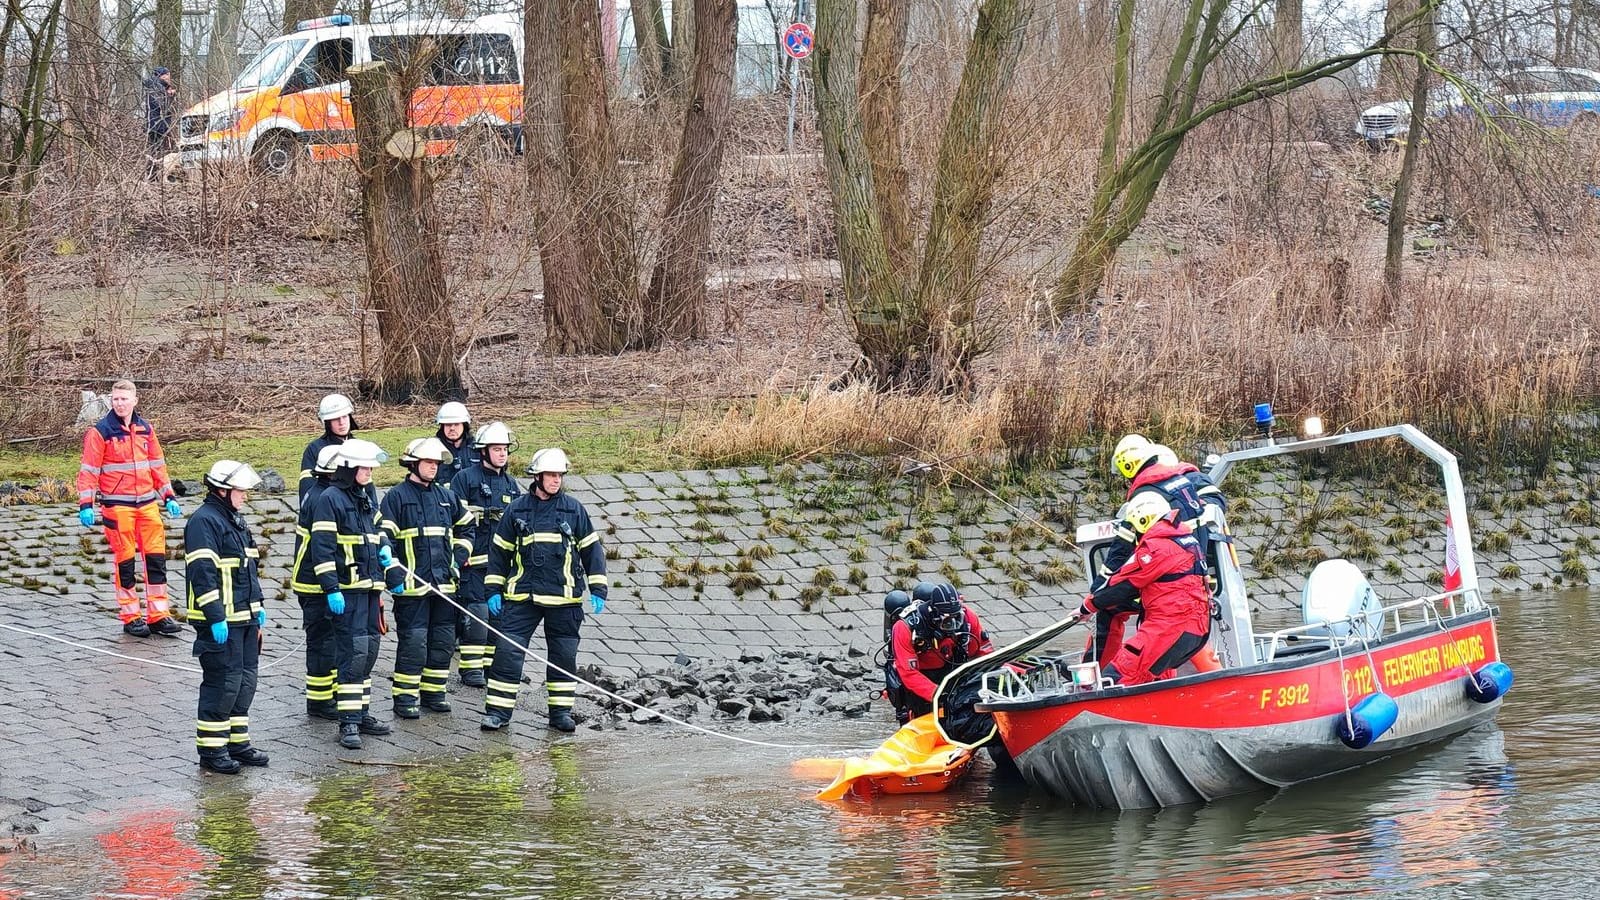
[103,503,171,623]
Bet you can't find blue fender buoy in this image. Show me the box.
[1465,662,1514,703]
[1337,691,1400,749]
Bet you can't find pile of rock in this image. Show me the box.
[574,648,886,729]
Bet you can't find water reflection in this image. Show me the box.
[0,591,1593,899]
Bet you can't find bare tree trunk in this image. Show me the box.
[525,0,602,354]
[669,0,695,92]
[1377,0,1417,97]
[283,0,335,32]
[348,61,461,402]
[815,0,925,389]
[1,0,63,380]
[206,0,245,92]
[63,0,106,154]
[860,0,914,277]
[153,0,182,86]
[1273,0,1303,66]
[1382,5,1435,311]
[643,0,737,344]
[558,0,638,350]
[913,0,1031,386]
[630,0,672,101]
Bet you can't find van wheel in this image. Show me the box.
[253,132,302,177]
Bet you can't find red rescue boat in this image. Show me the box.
[956,425,1514,809]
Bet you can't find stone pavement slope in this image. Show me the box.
[2,456,1594,835]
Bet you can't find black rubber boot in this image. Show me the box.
[392,701,421,720]
[199,754,242,774]
[228,745,270,767]
[306,700,339,721]
[460,670,486,688]
[151,617,184,637]
[421,694,452,713]
[123,617,150,637]
[548,709,576,733]
[339,723,362,749]
[479,714,508,731]
[358,715,392,736]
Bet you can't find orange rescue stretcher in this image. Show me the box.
[803,713,977,801]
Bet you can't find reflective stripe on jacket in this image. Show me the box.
[484,491,607,606]
[307,481,398,593]
[447,464,522,569]
[184,493,264,625]
[380,478,473,593]
[77,412,175,509]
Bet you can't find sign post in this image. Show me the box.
[782,8,814,155]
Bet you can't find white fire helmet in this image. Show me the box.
[474,421,514,449]
[1120,491,1172,536]
[313,444,343,476]
[332,438,387,469]
[401,437,454,465]
[436,401,471,425]
[527,447,571,476]
[318,393,355,422]
[204,460,264,492]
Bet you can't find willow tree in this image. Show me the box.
[814,0,1032,394]
[525,0,738,353]
[1,0,63,380]
[1051,0,1442,314]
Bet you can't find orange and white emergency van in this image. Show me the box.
[177,13,523,175]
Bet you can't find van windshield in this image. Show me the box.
[234,38,309,91]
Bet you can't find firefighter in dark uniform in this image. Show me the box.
[307,438,402,749]
[291,444,343,719]
[1078,493,1212,686]
[186,460,270,774]
[380,437,474,718]
[434,401,480,485]
[1091,434,1228,664]
[447,421,521,687]
[480,447,607,733]
[299,393,359,503]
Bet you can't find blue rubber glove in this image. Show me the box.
[487,594,502,616]
[255,608,267,627]
[327,591,346,615]
[164,499,182,518]
[378,545,394,567]
[78,508,96,528]
[588,593,605,615]
[391,582,406,596]
[210,621,229,643]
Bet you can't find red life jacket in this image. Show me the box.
[1098,518,1210,625]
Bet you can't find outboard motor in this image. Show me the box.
[1303,559,1383,640]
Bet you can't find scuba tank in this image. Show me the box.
[877,590,913,723]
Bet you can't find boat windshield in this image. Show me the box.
[233,38,308,91]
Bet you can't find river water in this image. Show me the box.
[1,590,1593,899]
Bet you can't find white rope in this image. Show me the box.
[394,562,864,751]
[0,622,202,673]
[0,620,307,675]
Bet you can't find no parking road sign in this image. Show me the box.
[783,22,814,60]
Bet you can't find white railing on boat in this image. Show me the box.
[1252,589,1469,663]
[975,589,1477,704]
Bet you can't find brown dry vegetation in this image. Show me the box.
[4,57,1598,471]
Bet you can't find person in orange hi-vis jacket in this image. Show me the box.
[76,380,185,637]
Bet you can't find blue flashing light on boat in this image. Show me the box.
[1254,402,1275,444]
[295,14,353,31]
[1466,661,1514,703]
[1336,691,1399,749]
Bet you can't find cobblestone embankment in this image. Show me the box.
[0,456,1589,834]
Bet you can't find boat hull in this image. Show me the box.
[984,611,1504,809]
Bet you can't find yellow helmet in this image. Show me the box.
[1113,433,1160,479]
[1120,492,1172,536]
